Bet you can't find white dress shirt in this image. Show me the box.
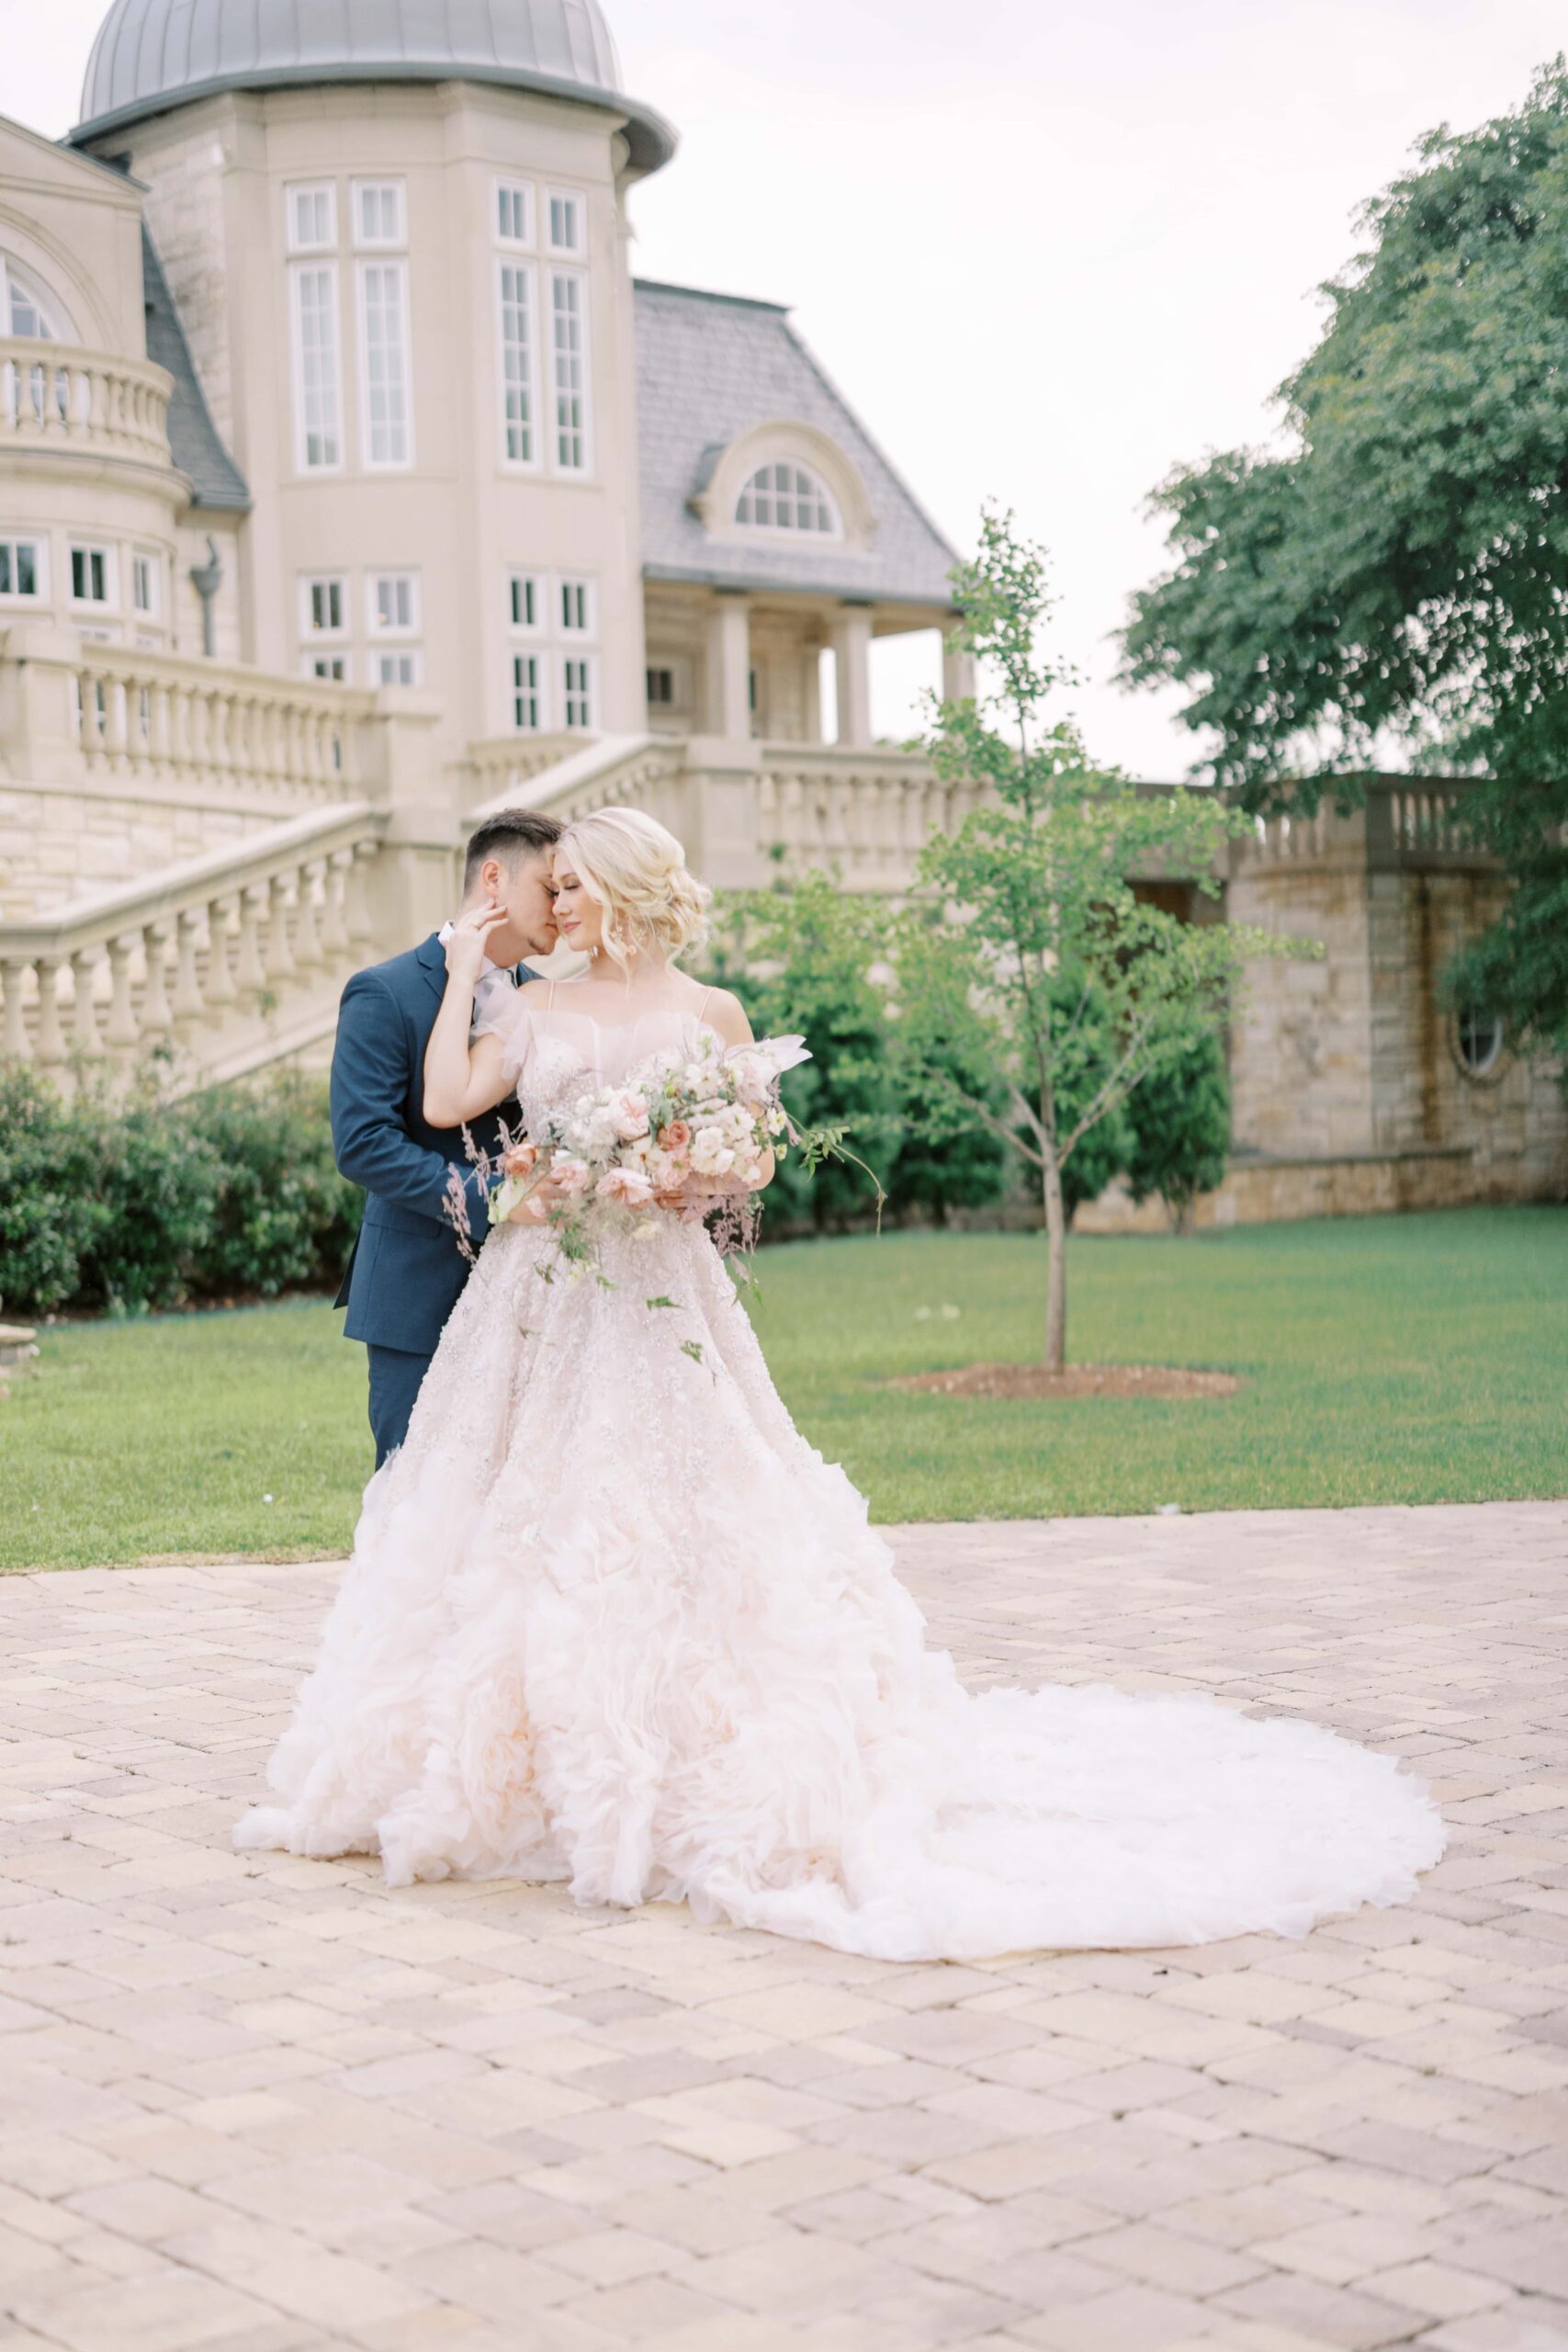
[437,920,520,1035]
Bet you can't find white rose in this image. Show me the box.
[689,1125,736,1177]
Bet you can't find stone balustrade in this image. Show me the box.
[0,339,174,469]
[70,640,373,801]
[0,803,383,1094]
[756,744,972,892]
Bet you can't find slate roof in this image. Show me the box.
[141,224,249,512]
[633,279,959,609]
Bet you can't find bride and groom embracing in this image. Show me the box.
[234,804,1448,1961]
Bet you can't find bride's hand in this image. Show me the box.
[444,900,508,989]
[507,1168,572,1224]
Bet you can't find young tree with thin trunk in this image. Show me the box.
[897,506,1310,1373]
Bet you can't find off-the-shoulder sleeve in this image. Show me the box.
[470,989,536,1088]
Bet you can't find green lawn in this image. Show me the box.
[3,1207,1563,1569]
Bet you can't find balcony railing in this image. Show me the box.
[0,340,174,469]
[72,641,374,800]
[0,804,383,1091]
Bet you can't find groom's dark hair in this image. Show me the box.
[463,808,564,891]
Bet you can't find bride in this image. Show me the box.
[234,807,1447,1960]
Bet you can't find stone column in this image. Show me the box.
[830,607,874,748]
[705,595,752,742]
[942,639,976,706]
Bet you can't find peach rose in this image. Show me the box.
[659,1118,692,1150]
[501,1141,540,1179]
[596,1167,656,1209]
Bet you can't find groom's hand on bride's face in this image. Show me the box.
[445,899,510,985]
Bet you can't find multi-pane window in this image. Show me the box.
[354,181,405,246]
[301,575,347,637]
[512,651,544,731]
[308,654,346,682]
[0,254,67,339]
[549,271,589,470]
[368,572,419,633]
[508,571,543,630]
[647,666,674,707]
[499,263,535,464]
[290,263,343,469]
[734,461,839,534]
[497,181,532,244]
[0,537,43,597]
[374,650,422,686]
[131,552,158,616]
[547,191,582,253]
[562,655,593,730]
[69,544,113,604]
[358,259,412,467]
[558,576,593,634]
[286,183,335,253]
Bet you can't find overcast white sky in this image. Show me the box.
[8,0,1566,771]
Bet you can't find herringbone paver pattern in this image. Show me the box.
[1,1501,1565,2352]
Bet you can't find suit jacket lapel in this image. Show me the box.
[414,932,448,1003]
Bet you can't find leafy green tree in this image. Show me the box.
[899,506,1305,1370]
[707,872,901,1227]
[1121,60,1568,1062]
[1122,1027,1231,1232]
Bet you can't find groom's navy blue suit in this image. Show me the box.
[331,933,531,1466]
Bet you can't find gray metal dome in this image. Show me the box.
[73,0,676,172]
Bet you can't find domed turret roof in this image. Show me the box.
[73,0,675,172]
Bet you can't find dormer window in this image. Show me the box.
[734,461,839,536]
[1,254,69,341]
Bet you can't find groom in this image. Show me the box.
[331,808,564,1465]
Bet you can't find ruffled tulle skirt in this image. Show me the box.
[234,1217,1448,1959]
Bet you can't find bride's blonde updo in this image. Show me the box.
[558,805,712,969]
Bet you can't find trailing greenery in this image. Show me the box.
[3,1211,1562,1566]
[0,1060,361,1319]
[1122,60,1568,1065]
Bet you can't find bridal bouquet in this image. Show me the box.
[444,1030,872,1299]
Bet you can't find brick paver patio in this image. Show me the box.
[2,1501,1565,2352]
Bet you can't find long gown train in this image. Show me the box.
[234,1004,1447,1959]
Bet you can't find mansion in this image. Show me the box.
[1,0,1563,1222]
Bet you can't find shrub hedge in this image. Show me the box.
[0,1059,361,1318]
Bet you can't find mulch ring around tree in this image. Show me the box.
[889,1363,1242,1401]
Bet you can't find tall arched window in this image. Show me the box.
[734,460,839,536]
[0,254,70,341]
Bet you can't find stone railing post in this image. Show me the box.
[355,689,457,950]
[0,621,89,786]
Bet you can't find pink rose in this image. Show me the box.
[660,1118,692,1150]
[610,1091,650,1142]
[596,1167,656,1209]
[550,1154,593,1199]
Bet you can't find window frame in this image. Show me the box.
[288,258,344,473]
[547,267,592,475]
[556,573,596,638]
[130,548,160,618]
[285,181,337,255]
[733,458,842,538]
[560,650,595,731]
[507,570,546,633]
[0,253,70,340]
[495,178,535,248]
[511,649,547,732]
[496,256,539,469]
[371,648,423,688]
[352,179,407,249]
[0,534,47,601]
[546,188,584,255]
[299,572,349,640]
[367,571,421,637]
[68,541,117,609]
[304,652,348,683]
[355,254,414,470]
